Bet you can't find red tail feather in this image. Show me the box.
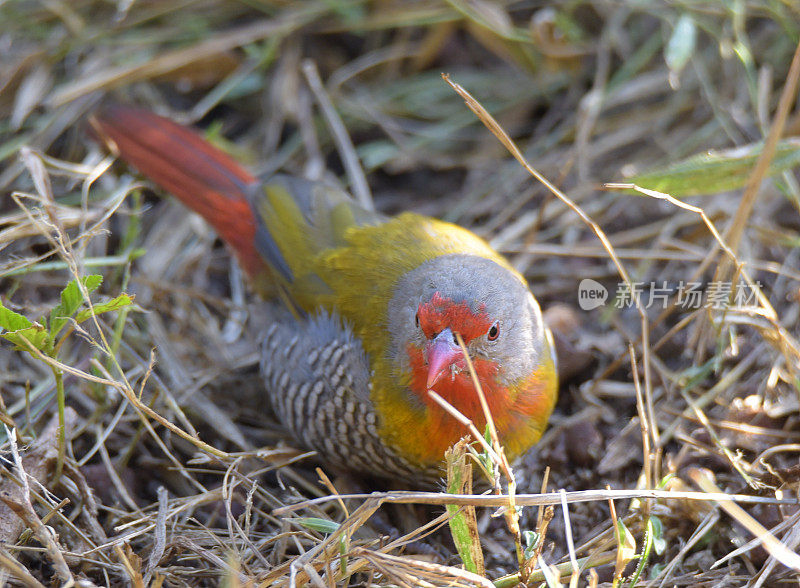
[91,104,265,277]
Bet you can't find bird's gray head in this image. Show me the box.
[387,254,547,391]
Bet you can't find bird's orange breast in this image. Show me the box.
[380,343,556,468]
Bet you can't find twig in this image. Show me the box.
[689,468,800,572]
[273,488,797,515]
[302,60,373,210]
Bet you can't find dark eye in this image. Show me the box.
[415,312,420,328]
[487,321,500,341]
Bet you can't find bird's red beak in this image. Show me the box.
[425,328,462,389]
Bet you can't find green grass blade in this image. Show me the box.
[625,138,800,196]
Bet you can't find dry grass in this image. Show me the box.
[2,1,800,586]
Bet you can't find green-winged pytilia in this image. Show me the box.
[92,105,558,480]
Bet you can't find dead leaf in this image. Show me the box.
[0,407,79,543]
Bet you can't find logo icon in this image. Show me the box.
[578,279,608,310]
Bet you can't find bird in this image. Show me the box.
[91,104,558,481]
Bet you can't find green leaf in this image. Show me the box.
[624,138,800,197]
[678,357,717,389]
[295,517,340,534]
[445,440,484,575]
[0,300,49,355]
[523,530,540,560]
[2,324,50,355]
[616,519,637,565]
[0,300,33,332]
[665,14,696,82]
[74,294,134,324]
[650,516,667,555]
[50,275,103,340]
[445,0,524,42]
[447,509,482,574]
[478,425,493,474]
[627,515,660,588]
